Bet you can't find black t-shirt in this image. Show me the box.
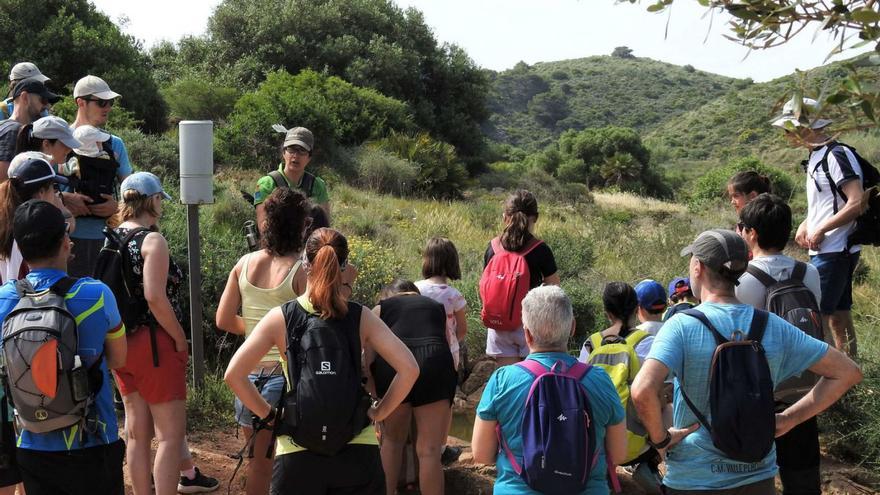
[0,119,22,163]
[377,294,447,344]
[483,234,558,289]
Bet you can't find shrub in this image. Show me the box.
[689,156,795,206]
[371,131,469,199]
[116,129,179,181]
[347,236,405,305]
[355,147,418,196]
[162,76,240,123]
[540,228,594,280]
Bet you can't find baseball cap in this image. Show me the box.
[770,97,833,130]
[13,200,67,259]
[73,75,121,100]
[680,229,749,280]
[634,279,667,311]
[9,62,49,83]
[668,277,691,298]
[121,172,171,200]
[32,116,82,149]
[282,127,314,151]
[72,125,111,157]
[11,78,60,103]
[8,152,68,186]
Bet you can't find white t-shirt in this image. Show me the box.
[0,242,26,284]
[736,254,822,309]
[414,280,467,368]
[806,144,863,255]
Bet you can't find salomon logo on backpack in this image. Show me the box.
[479,238,542,331]
[497,359,598,495]
[277,300,371,456]
[746,262,823,404]
[815,143,880,247]
[0,278,104,434]
[93,227,151,334]
[680,309,775,463]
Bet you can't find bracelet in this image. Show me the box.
[647,431,672,450]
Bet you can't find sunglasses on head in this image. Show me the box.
[81,97,115,108]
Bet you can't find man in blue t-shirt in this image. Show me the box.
[0,200,127,494]
[66,75,132,278]
[472,285,626,495]
[632,229,862,494]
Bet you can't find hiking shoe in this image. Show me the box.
[441,445,462,466]
[178,468,219,493]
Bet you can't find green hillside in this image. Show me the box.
[483,56,746,151]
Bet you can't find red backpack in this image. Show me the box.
[479,237,543,332]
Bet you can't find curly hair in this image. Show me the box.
[261,187,310,257]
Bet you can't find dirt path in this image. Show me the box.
[120,427,880,495]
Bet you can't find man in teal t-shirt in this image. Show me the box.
[253,126,330,229]
[632,229,861,494]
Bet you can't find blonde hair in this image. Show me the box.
[119,189,159,220]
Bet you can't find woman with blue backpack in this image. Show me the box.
[480,190,559,367]
[472,285,626,494]
[225,228,418,495]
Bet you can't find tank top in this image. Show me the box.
[238,252,300,362]
[377,295,447,346]
[116,226,184,327]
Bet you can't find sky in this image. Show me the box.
[89,0,871,83]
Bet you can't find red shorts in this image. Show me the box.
[113,325,187,404]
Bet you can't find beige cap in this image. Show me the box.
[9,62,49,83]
[73,75,121,100]
[282,127,314,151]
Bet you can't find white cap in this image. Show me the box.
[32,116,82,150]
[73,125,111,157]
[770,97,833,130]
[9,62,49,83]
[73,75,120,100]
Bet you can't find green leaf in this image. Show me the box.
[647,3,665,13]
[825,92,849,105]
[861,100,876,122]
[851,8,880,24]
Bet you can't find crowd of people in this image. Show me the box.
[0,59,869,495]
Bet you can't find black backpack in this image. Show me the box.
[746,262,823,404]
[679,309,776,463]
[276,300,371,456]
[66,141,121,219]
[813,142,880,248]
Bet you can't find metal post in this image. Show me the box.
[187,204,205,388]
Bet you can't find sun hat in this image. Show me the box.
[72,125,111,157]
[770,97,833,130]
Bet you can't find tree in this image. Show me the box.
[625,0,880,127]
[528,90,571,128]
[612,46,635,59]
[0,0,168,132]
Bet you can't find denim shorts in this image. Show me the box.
[234,373,286,427]
[810,250,861,314]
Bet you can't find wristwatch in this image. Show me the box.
[647,431,672,450]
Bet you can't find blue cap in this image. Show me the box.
[120,172,171,200]
[634,279,667,310]
[668,277,691,298]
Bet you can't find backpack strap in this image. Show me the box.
[626,329,650,348]
[489,237,502,255]
[515,358,549,377]
[588,332,603,354]
[747,309,770,343]
[49,276,79,297]
[791,261,807,283]
[745,265,776,289]
[489,236,543,255]
[268,170,287,190]
[300,171,316,197]
[681,309,728,345]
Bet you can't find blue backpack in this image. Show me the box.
[497,359,599,494]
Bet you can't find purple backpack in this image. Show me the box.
[497,359,599,494]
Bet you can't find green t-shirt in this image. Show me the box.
[253,163,329,206]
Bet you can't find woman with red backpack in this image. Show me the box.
[480,190,559,367]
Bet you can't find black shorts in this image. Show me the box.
[271,444,384,495]
[17,439,124,495]
[0,420,20,488]
[372,342,457,407]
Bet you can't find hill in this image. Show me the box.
[483,55,746,151]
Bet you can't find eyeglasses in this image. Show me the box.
[81,97,115,108]
[285,146,309,156]
[64,222,71,235]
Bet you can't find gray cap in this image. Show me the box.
[282,127,314,151]
[680,229,749,280]
[32,116,82,149]
[73,75,121,100]
[9,62,49,83]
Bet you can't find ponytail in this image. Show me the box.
[602,282,638,336]
[0,180,24,258]
[15,124,43,155]
[500,189,539,252]
[728,170,771,197]
[305,228,350,320]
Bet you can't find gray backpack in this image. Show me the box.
[0,277,103,434]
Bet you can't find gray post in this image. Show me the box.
[186,203,205,388]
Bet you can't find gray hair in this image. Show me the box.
[521,285,574,349]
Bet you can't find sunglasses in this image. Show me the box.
[81,97,115,108]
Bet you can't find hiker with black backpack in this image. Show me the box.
[225,227,418,495]
[632,229,862,494]
[773,96,877,358]
[735,194,824,495]
[472,285,627,494]
[0,199,127,495]
[481,190,559,368]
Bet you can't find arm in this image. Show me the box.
[809,179,865,249]
[104,331,128,369]
[88,194,120,217]
[454,307,468,341]
[632,359,699,450]
[0,161,8,182]
[60,192,92,217]
[776,347,862,437]
[341,263,358,300]
[215,258,246,335]
[360,307,418,422]
[320,201,331,226]
[604,421,627,466]
[141,232,187,352]
[225,307,287,420]
[471,416,498,465]
[795,219,809,249]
